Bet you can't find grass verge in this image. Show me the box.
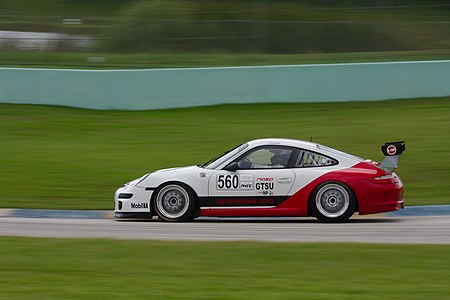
[1,49,450,69]
[0,97,449,209]
[0,237,449,299]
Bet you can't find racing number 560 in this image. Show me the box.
[217,174,239,189]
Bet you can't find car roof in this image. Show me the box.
[247,138,319,150]
[246,138,364,163]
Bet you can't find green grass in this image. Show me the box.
[1,50,450,69]
[0,97,449,209]
[0,237,449,299]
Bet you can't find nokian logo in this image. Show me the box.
[131,203,148,209]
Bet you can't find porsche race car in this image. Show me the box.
[115,138,405,222]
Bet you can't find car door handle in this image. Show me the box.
[277,178,292,184]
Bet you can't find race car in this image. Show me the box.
[115,138,405,222]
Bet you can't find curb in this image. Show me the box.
[0,209,113,219]
[386,205,450,217]
[0,205,449,219]
[0,209,14,218]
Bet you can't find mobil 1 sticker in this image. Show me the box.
[216,174,254,190]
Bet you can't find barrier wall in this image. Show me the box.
[1,60,449,110]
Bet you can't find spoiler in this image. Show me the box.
[379,141,405,172]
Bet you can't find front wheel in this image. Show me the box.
[310,182,356,223]
[154,183,196,222]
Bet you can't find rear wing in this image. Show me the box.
[379,141,405,172]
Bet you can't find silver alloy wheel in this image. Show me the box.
[156,184,190,219]
[315,183,350,218]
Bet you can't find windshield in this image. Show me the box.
[202,143,249,169]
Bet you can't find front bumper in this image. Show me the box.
[114,184,153,218]
[114,211,153,219]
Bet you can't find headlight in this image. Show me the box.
[121,173,150,188]
[135,173,150,185]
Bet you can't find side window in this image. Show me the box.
[237,147,293,169]
[295,150,338,167]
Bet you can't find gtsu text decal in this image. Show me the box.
[255,177,275,195]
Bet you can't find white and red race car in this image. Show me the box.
[115,138,405,222]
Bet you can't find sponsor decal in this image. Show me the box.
[240,174,254,181]
[387,145,397,155]
[239,182,253,190]
[131,202,148,209]
[257,190,274,196]
[199,196,288,207]
[215,198,275,206]
[256,177,273,182]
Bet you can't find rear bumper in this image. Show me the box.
[360,199,404,215]
[356,178,405,215]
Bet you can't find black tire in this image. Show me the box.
[310,182,356,223]
[153,183,196,222]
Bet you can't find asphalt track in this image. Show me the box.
[1,215,449,244]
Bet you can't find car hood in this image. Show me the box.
[136,165,202,188]
[151,165,199,175]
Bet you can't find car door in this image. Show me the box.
[207,145,296,208]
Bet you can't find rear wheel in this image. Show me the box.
[154,183,196,222]
[310,182,355,223]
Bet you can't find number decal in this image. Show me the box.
[233,175,239,188]
[218,175,225,189]
[225,175,231,188]
[217,174,240,190]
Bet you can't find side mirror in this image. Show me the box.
[224,162,239,172]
